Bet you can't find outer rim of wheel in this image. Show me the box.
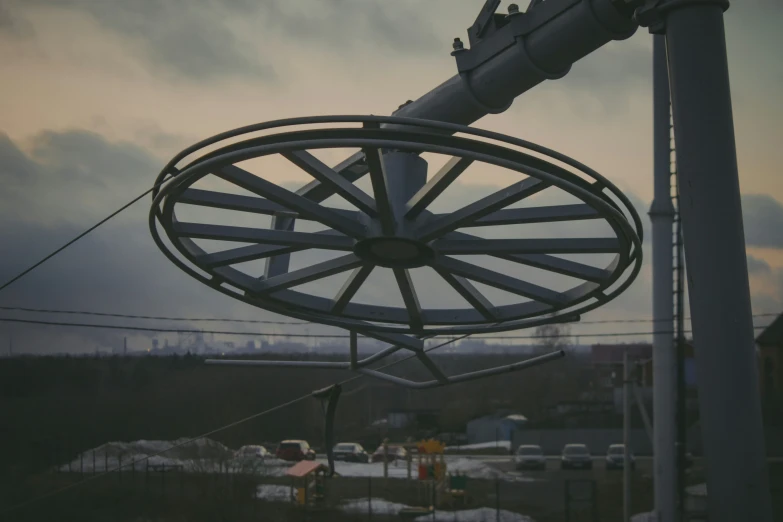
[149,115,643,336]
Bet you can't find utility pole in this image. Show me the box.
[650,33,677,522]
[623,350,632,522]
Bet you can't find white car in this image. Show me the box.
[234,445,269,461]
[515,445,546,470]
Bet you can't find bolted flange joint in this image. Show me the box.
[634,0,730,35]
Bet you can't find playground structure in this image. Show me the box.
[149,1,774,521]
[286,460,329,508]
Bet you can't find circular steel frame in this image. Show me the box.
[149,115,643,335]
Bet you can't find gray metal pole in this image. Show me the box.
[623,350,632,522]
[664,3,773,521]
[649,33,677,522]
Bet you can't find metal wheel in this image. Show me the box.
[150,115,642,336]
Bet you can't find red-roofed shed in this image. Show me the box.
[286,460,328,478]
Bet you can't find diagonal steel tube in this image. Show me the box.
[282,150,377,216]
[405,157,474,219]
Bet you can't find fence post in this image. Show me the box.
[383,442,388,480]
[162,464,166,496]
[93,449,96,476]
[145,460,150,496]
[368,477,372,521]
[119,454,123,484]
[80,451,84,478]
[105,451,108,474]
[495,477,500,522]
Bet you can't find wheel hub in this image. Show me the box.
[354,236,434,269]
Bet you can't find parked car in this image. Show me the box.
[332,443,369,463]
[515,444,546,470]
[371,444,408,463]
[276,440,316,462]
[561,444,593,470]
[605,444,636,470]
[234,445,269,460]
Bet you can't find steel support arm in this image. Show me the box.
[388,0,637,129]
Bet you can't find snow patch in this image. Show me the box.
[339,500,534,521]
[341,498,412,515]
[631,512,656,522]
[256,484,292,502]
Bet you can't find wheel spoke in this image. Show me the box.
[363,147,396,235]
[416,178,548,241]
[265,215,295,278]
[196,243,300,268]
[215,165,366,237]
[194,230,346,267]
[282,150,378,216]
[460,204,600,227]
[178,188,358,220]
[296,151,368,203]
[393,269,423,331]
[254,254,364,294]
[415,352,449,384]
[434,255,566,306]
[447,231,612,282]
[178,189,288,215]
[434,237,621,255]
[173,222,356,250]
[405,157,473,219]
[433,267,497,321]
[331,264,374,314]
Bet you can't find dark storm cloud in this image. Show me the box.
[255,0,443,55]
[2,0,274,81]
[742,194,783,248]
[0,130,293,353]
[2,0,448,82]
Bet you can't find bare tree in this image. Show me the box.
[533,317,572,353]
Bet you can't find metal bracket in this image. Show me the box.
[634,0,730,34]
[453,0,581,75]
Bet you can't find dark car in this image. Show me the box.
[276,440,316,462]
[371,444,408,463]
[561,444,593,470]
[332,443,369,463]
[605,444,636,470]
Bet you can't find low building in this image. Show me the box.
[466,412,528,445]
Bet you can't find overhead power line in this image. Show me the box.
[0,304,778,326]
[0,305,306,325]
[0,173,179,296]
[0,316,770,340]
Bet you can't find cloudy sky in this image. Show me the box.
[0,0,781,355]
